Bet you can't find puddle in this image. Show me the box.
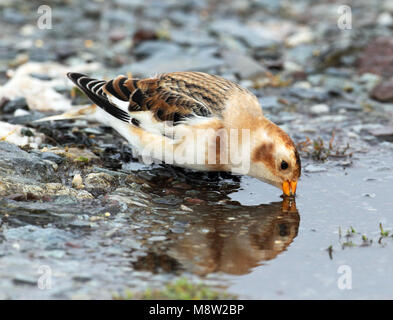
[1,145,392,299]
[226,149,393,299]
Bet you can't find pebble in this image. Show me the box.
[371,77,393,102]
[41,152,64,164]
[304,164,327,173]
[310,104,329,114]
[221,50,267,80]
[370,126,393,142]
[331,102,362,112]
[85,172,117,189]
[180,204,193,212]
[288,87,328,102]
[362,193,376,198]
[148,236,166,242]
[72,174,84,189]
[1,97,28,114]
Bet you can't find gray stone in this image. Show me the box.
[40,152,64,165]
[310,104,330,114]
[133,41,182,58]
[221,50,267,80]
[128,47,223,76]
[332,102,362,112]
[0,142,53,181]
[209,20,278,49]
[4,226,73,250]
[259,96,281,110]
[1,97,28,114]
[371,77,393,102]
[85,172,118,189]
[288,87,329,102]
[370,126,393,142]
[304,164,327,173]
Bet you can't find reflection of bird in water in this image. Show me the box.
[39,71,301,196]
[132,197,299,276]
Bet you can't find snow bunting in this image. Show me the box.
[42,71,301,196]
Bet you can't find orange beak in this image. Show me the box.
[282,180,297,196]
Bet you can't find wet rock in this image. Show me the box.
[358,73,382,92]
[357,37,393,78]
[209,20,277,49]
[304,164,327,173]
[83,2,101,19]
[310,104,329,114]
[286,44,318,67]
[0,97,28,114]
[0,178,93,199]
[72,174,84,189]
[133,41,181,59]
[29,73,53,81]
[148,236,167,242]
[40,152,64,165]
[0,142,52,180]
[221,50,267,80]
[132,29,158,46]
[109,29,127,42]
[288,87,329,102]
[369,126,393,142]
[170,30,215,46]
[286,27,314,47]
[378,12,393,26]
[128,47,223,76]
[4,225,74,250]
[370,77,393,102]
[2,8,26,24]
[259,96,282,110]
[84,172,117,190]
[12,276,37,287]
[152,195,182,206]
[42,147,100,163]
[331,102,362,112]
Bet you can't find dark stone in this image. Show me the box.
[370,126,393,142]
[357,37,393,78]
[288,87,329,102]
[41,152,64,164]
[29,73,53,81]
[0,142,54,181]
[371,77,393,102]
[0,97,28,114]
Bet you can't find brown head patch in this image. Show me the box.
[294,148,301,178]
[252,142,275,171]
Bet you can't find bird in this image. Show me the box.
[38,71,301,196]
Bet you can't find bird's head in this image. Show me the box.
[248,119,301,196]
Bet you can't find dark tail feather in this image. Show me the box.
[67,72,130,123]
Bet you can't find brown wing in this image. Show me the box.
[68,71,245,125]
[117,72,242,123]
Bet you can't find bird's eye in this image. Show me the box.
[281,160,289,170]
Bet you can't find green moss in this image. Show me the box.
[74,156,89,163]
[113,278,237,300]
